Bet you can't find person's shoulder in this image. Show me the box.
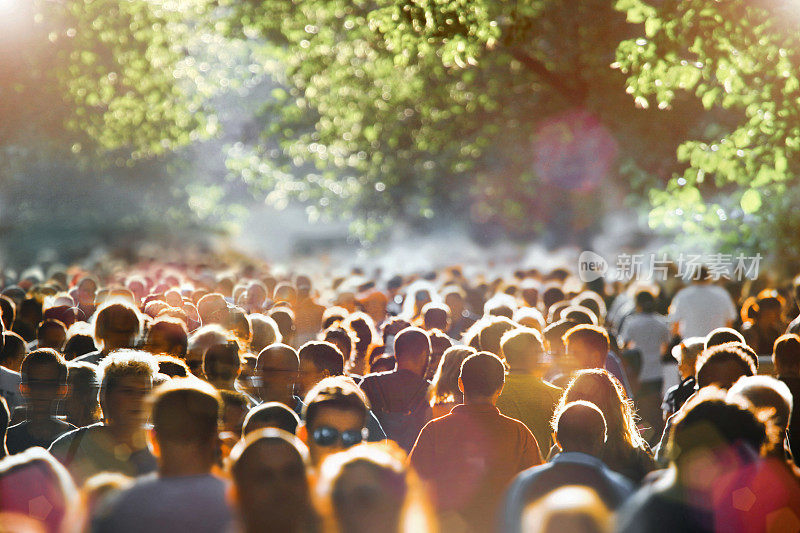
[6,420,28,434]
[0,365,20,385]
[73,350,102,365]
[50,422,102,452]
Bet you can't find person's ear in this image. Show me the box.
[18,382,28,396]
[226,482,239,509]
[492,384,504,401]
[56,383,69,400]
[457,377,464,395]
[147,428,161,458]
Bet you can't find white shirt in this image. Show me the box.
[618,313,671,382]
[668,284,737,338]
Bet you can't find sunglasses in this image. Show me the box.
[311,426,366,448]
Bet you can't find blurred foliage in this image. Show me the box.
[5,0,800,262]
[222,0,711,243]
[617,0,800,266]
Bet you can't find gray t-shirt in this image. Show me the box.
[0,366,22,413]
[93,473,233,533]
[618,313,671,383]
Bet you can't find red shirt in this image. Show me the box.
[409,403,542,530]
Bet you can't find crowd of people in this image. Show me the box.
[0,255,799,532]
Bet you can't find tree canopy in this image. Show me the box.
[3,0,799,263]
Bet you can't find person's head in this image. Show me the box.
[560,306,598,326]
[302,376,370,467]
[728,375,793,458]
[704,327,746,351]
[477,316,517,357]
[553,400,607,456]
[751,291,784,326]
[63,326,96,361]
[501,328,547,374]
[149,379,221,474]
[563,325,610,371]
[197,293,229,326]
[343,313,375,356]
[249,314,282,353]
[157,354,190,378]
[19,348,68,415]
[0,331,27,373]
[430,346,477,405]
[696,343,756,390]
[98,350,157,428]
[242,402,301,437]
[668,390,766,486]
[393,328,431,376]
[145,317,188,358]
[257,343,299,403]
[324,327,356,363]
[633,289,656,313]
[670,336,705,380]
[65,362,100,426]
[203,339,242,389]
[269,308,296,346]
[220,390,249,435]
[0,447,77,532]
[319,443,430,533]
[93,300,141,352]
[514,307,545,332]
[0,295,15,331]
[518,485,611,533]
[543,319,577,360]
[561,369,645,451]
[187,324,231,376]
[228,429,314,533]
[773,333,800,377]
[421,303,450,332]
[36,318,67,351]
[297,341,345,398]
[458,352,506,404]
[229,307,252,345]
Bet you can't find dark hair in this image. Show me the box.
[299,341,344,376]
[773,333,800,375]
[150,380,221,444]
[203,340,241,382]
[243,402,301,436]
[670,391,766,463]
[303,377,369,429]
[696,343,756,388]
[147,317,189,357]
[0,332,26,366]
[63,331,95,361]
[704,327,745,351]
[324,327,355,361]
[459,352,505,397]
[157,355,190,378]
[37,318,66,343]
[422,303,449,331]
[393,328,431,366]
[634,290,656,313]
[0,295,15,330]
[20,348,68,384]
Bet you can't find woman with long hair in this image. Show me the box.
[429,346,477,418]
[556,368,655,482]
